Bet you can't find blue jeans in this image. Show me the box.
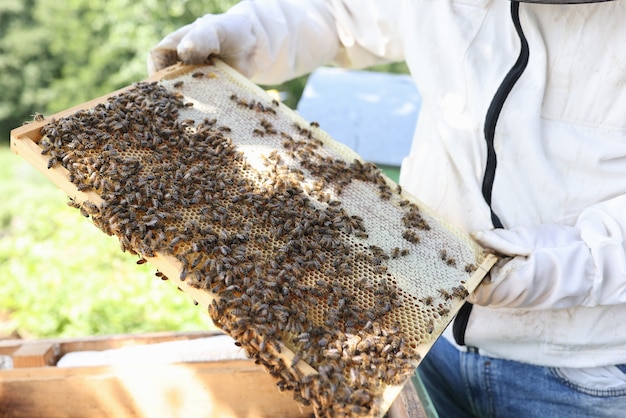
[417,337,626,418]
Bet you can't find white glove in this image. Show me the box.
[148,0,341,84]
[148,8,258,77]
[469,224,595,310]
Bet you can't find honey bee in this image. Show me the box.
[438,289,452,300]
[464,263,476,273]
[420,296,434,306]
[290,352,302,368]
[426,318,435,334]
[438,307,450,317]
[451,285,470,299]
[402,230,420,243]
[179,266,189,281]
[373,265,387,274]
[328,200,341,207]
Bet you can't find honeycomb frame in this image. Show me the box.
[11,61,497,417]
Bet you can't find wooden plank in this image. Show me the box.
[56,330,223,357]
[11,342,59,368]
[0,360,314,418]
[386,378,429,418]
[0,330,222,357]
[0,330,218,348]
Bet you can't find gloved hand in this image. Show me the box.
[148,8,258,77]
[469,224,594,310]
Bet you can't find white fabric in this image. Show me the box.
[148,0,340,84]
[150,1,626,368]
[470,225,597,310]
[148,8,259,77]
[56,335,247,368]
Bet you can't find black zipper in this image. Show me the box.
[453,1,529,346]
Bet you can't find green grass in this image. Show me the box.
[0,145,213,338]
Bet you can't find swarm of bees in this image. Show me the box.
[24,62,491,417]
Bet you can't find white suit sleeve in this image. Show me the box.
[234,0,405,84]
[577,194,626,306]
[471,194,626,310]
[227,0,341,84]
[149,0,405,84]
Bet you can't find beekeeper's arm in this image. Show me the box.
[470,195,626,310]
[148,0,404,84]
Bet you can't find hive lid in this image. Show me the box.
[11,60,496,417]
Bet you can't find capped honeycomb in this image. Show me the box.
[11,61,495,418]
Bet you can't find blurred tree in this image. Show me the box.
[1,0,237,141]
[1,0,408,143]
[0,0,48,137]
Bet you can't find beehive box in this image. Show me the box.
[0,331,315,417]
[10,61,496,417]
[0,331,433,418]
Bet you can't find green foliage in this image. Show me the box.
[0,147,214,338]
[0,0,238,141]
[1,0,409,141]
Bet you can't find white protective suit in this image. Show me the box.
[150,0,626,368]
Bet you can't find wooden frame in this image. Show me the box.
[9,61,494,416]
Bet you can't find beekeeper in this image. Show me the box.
[148,1,626,416]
